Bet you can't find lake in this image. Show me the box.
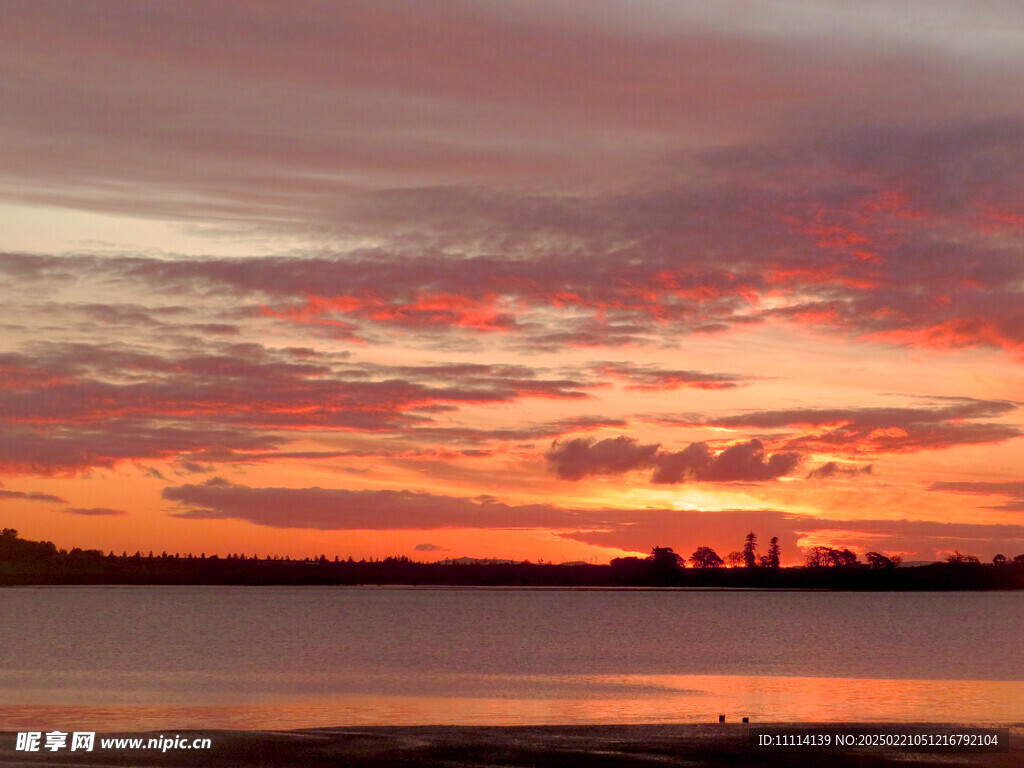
[0,586,1021,729]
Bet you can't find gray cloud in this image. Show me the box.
[62,507,128,516]
[545,436,661,481]
[8,0,1020,225]
[0,486,68,504]
[162,478,1024,561]
[0,421,282,475]
[653,440,801,484]
[545,436,800,483]
[806,462,874,480]
[592,361,749,390]
[414,543,446,552]
[405,416,629,446]
[164,478,608,530]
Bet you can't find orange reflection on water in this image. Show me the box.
[2,674,1021,731]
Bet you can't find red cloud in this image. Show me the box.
[862,318,1024,354]
[262,292,519,335]
[670,399,1021,456]
[0,341,596,473]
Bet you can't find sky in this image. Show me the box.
[2,0,1024,565]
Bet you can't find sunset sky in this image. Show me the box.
[2,1,1024,565]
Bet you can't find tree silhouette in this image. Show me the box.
[688,546,724,569]
[648,546,683,569]
[833,548,859,567]
[767,537,781,569]
[865,551,894,569]
[805,547,829,567]
[0,529,58,561]
[725,551,744,568]
[742,532,758,568]
[946,550,980,564]
[805,546,858,568]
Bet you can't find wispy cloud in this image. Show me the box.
[658,399,1021,455]
[929,481,1024,511]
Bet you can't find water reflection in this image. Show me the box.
[2,587,1022,730]
[2,675,1021,730]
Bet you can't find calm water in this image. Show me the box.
[0,586,1021,729]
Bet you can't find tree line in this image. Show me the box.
[632,531,1024,572]
[654,532,783,569]
[2,528,1023,589]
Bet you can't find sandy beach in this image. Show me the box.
[1,724,1019,768]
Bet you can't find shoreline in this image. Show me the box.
[2,723,1019,767]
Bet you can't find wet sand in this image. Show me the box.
[1,724,1019,767]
